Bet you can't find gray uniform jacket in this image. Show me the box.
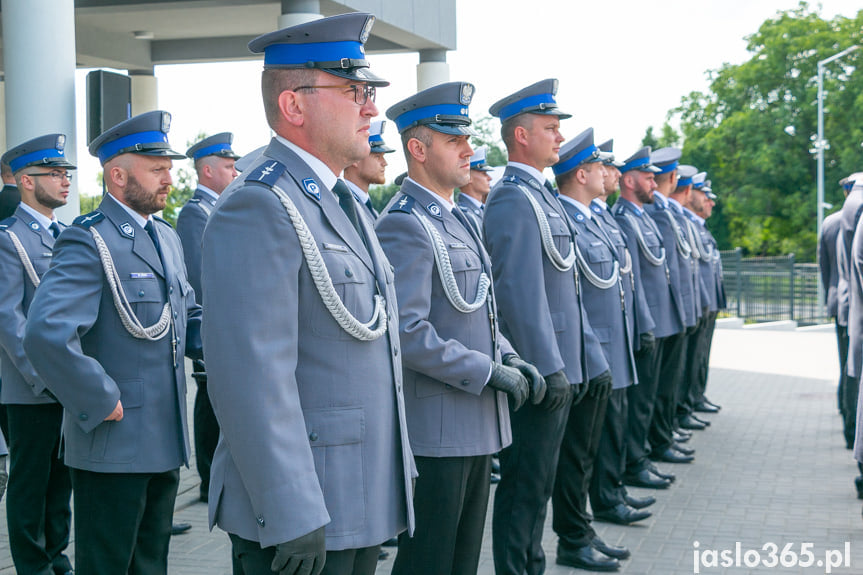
[562,199,636,390]
[612,198,684,339]
[200,138,414,551]
[456,192,484,239]
[0,206,64,404]
[685,209,718,313]
[376,180,513,458]
[23,194,202,473]
[483,165,608,384]
[592,200,655,349]
[847,216,863,379]
[645,195,697,328]
[837,189,863,326]
[820,211,842,317]
[176,188,217,301]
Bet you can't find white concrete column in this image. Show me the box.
[417,49,450,91]
[279,0,321,28]
[2,0,79,220]
[130,70,159,116]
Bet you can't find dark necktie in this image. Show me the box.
[365,198,376,218]
[49,222,60,239]
[332,179,364,238]
[144,220,163,262]
[543,180,556,196]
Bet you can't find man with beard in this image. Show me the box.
[611,147,684,491]
[377,81,544,575]
[456,146,494,239]
[201,14,413,575]
[344,119,394,221]
[24,111,203,575]
[484,79,609,575]
[177,132,240,505]
[0,134,75,575]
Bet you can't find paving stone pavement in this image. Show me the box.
[0,326,860,574]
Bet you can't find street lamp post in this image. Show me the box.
[816,45,858,309]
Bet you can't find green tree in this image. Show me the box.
[642,123,681,150]
[470,115,507,166]
[369,182,400,212]
[163,132,207,227]
[672,2,863,259]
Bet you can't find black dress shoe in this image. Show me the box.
[671,442,695,456]
[171,522,192,535]
[490,472,501,484]
[679,414,707,430]
[855,476,863,500]
[557,544,620,571]
[491,457,501,474]
[652,447,694,464]
[592,536,631,560]
[690,413,711,426]
[199,492,208,503]
[378,549,389,561]
[646,461,676,482]
[382,537,398,547]
[624,493,656,509]
[623,468,671,489]
[694,401,720,413]
[673,430,691,443]
[703,397,721,410]
[594,503,651,525]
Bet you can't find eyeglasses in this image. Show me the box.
[28,171,73,182]
[294,84,376,105]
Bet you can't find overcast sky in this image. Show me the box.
[72,0,863,196]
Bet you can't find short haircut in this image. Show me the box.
[400,125,433,166]
[555,161,594,189]
[261,68,319,129]
[501,114,534,150]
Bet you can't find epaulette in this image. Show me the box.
[389,194,415,214]
[612,203,624,215]
[246,160,287,189]
[503,174,519,184]
[0,216,17,230]
[188,197,201,204]
[74,211,105,228]
[152,214,171,226]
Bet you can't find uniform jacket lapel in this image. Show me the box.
[16,206,56,253]
[100,195,165,278]
[403,180,481,258]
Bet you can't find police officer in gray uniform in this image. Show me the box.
[612,147,683,489]
[176,132,240,503]
[643,151,700,463]
[377,81,545,575]
[0,134,75,575]
[484,79,609,575]
[200,14,414,575]
[456,146,494,239]
[24,111,203,575]
[551,129,638,571]
[344,119,394,221]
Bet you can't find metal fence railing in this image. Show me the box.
[719,248,830,326]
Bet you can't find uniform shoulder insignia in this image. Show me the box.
[612,203,624,215]
[188,197,201,204]
[73,211,105,228]
[0,216,17,229]
[388,194,415,214]
[591,204,602,214]
[247,160,288,189]
[503,174,519,184]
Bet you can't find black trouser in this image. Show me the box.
[625,340,662,474]
[552,391,609,550]
[649,330,687,454]
[678,314,708,420]
[837,320,849,416]
[844,376,859,449]
[493,398,570,575]
[230,534,380,575]
[392,455,491,575]
[589,388,628,512]
[0,400,8,446]
[70,468,179,575]
[6,403,72,575]
[690,311,718,406]
[194,377,219,498]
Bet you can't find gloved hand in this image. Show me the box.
[191,359,207,385]
[488,363,530,411]
[0,455,7,502]
[588,370,613,400]
[503,354,547,405]
[271,526,326,575]
[570,380,589,406]
[542,370,573,411]
[638,331,656,355]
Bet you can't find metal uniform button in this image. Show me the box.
[345,268,353,278]
[465,258,470,267]
[173,311,178,319]
[309,432,319,442]
[393,346,399,356]
[138,290,145,297]
[256,515,265,527]
[461,379,470,387]
[79,412,88,421]
[169,286,174,294]
[445,384,453,390]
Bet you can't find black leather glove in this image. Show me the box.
[488,363,530,411]
[0,454,7,502]
[541,370,573,411]
[503,354,547,405]
[271,526,326,575]
[191,359,207,385]
[638,331,656,355]
[588,370,613,400]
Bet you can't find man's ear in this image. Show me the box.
[278,90,305,127]
[406,138,427,164]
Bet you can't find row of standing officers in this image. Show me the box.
[0,12,726,575]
